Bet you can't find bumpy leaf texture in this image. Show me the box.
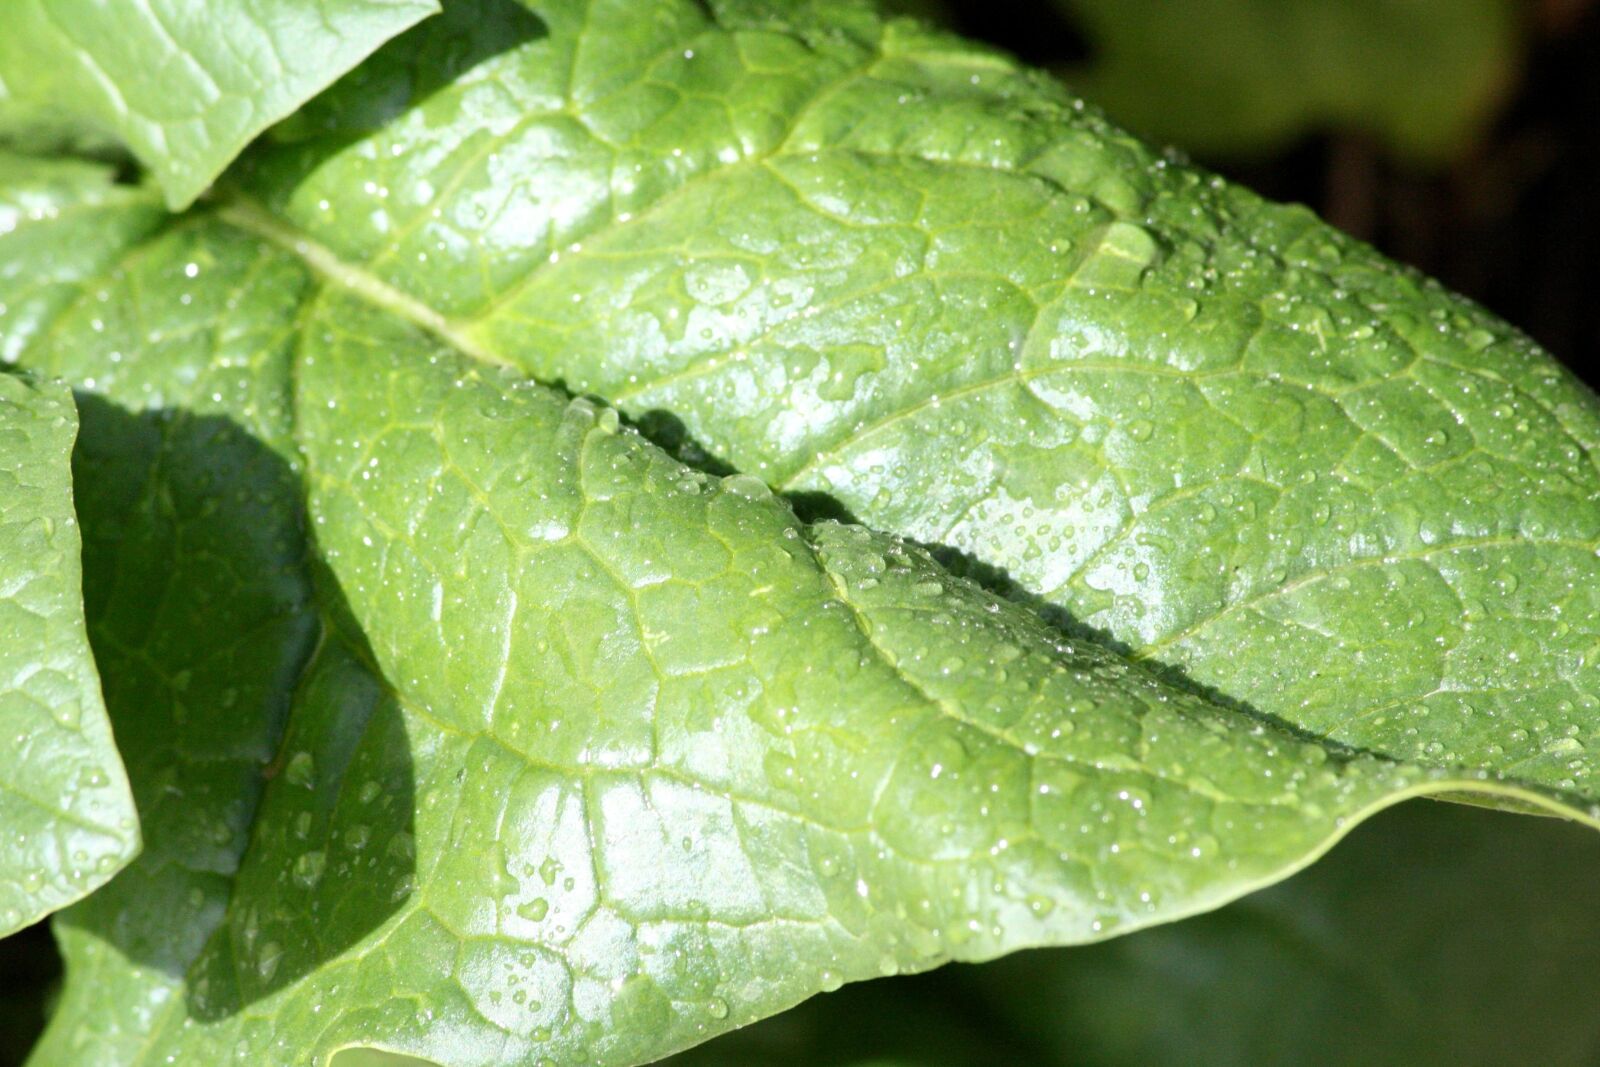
[228,0,1600,811]
[0,370,137,937]
[5,150,1557,1066]
[1,0,1597,1064]
[0,0,438,207]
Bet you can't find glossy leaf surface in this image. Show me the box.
[0,0,438,207]
[3,154,1574,1066]
[1,2,1597,1064]
[228,0,1600,809]
[0,371,137,937]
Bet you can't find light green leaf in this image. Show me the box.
[1058,0,1521,163]
[4,154,1577,1067]
[0,371,138,936]
[0,0,439,208]
[670,799,1600,1067]
[0,153,168,363]
[5,1,1600,1063]
[230,0,1600,812]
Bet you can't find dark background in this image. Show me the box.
[2,0,1596,1062]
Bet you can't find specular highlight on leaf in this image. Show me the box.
[0,372,138,937]
[7,156,1586,1065]
[1,1,1597,1063]
[0,0,440,208]
[227,0,1600,810]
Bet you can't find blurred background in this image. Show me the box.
[4,1,1598,1063]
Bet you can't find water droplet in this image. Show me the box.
[284,752,315,789]
[1542,735,1585,757]
[292,851,326,890]
[722,473,771,501]
[256,942,283,982]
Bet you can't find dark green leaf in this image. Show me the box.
[1058,0,1521,162]
[673,800,1600,1066]
[3,2,1597,1063]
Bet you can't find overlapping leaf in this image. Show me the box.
[0,0,439,207]
[0,371,137,936]
[2,1,1598,1065]
[224,0,1600,809]
[2,152,1581,1066]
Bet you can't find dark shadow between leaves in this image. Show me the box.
[631,403,1393,766]
[628,407,740,478]
[254,0,547,169]
[57,395,415,1021]
[924,540,1390,762]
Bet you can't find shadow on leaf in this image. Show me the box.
[259,0,547,156]
[56,395,417,1020]
[633,400,1398,769]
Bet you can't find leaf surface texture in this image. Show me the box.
[0,369,137,936]
[222,0,1600,809]
[1,152,1569,1066]
[0,1,1597,1063]
[0,0,438,207]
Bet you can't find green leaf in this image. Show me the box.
[1057,0,1521,163]
[669,799,1600,1067]
[5,2,1599,1063]
[3,154,1576,1066]
[0,370,138,936]
[0,0,440,209]
[0,153,168,362]
[228,0,1600,813]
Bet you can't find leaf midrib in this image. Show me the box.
[215,197,512,372]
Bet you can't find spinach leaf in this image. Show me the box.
[0,0,439,208]
[230,0,1600,809]
[4,153,1573,1066]
[0,370,137,936]
[3,2,1598,1064]
[979,799,1600,1066]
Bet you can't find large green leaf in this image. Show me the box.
[3,154,1578,1066]
[0,371,137,936]
[226,0,1600,812]
[5,1,1599,1063]
[669,799,1600,1067]
[0,0,439,208]
[1057,0,1521,163]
